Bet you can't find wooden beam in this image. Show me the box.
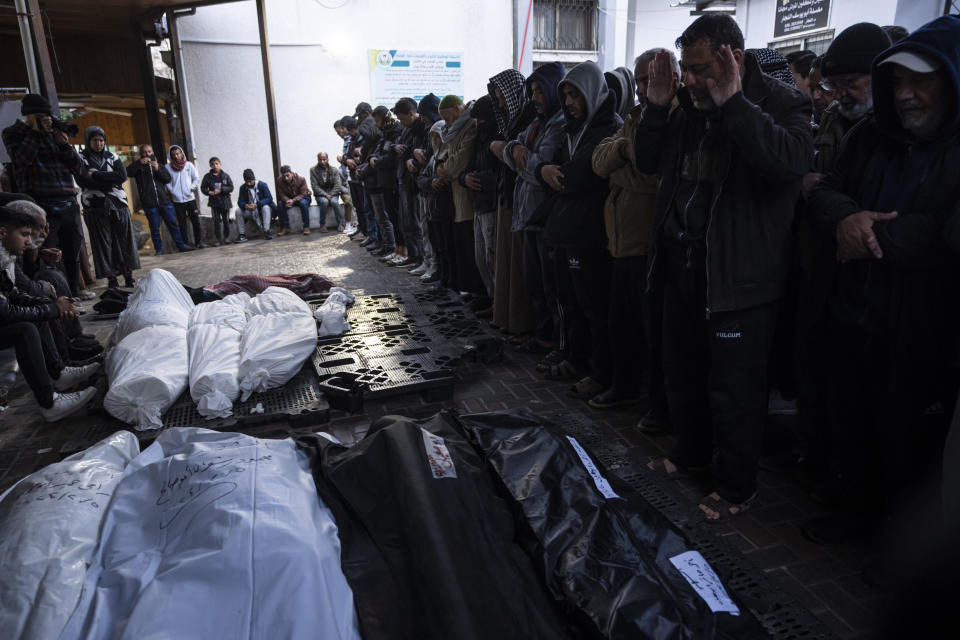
[256,0,281,181]
[25,0,58,110]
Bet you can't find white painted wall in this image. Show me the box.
[629,1,698,64]
[176,0,513,213]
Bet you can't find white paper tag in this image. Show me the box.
[565,436,620,500]
[669,550,740,616]
[422,428,457,479]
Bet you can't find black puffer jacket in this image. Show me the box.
[357,117,381,191]
[634,53,813,314]
[0,266,58,324]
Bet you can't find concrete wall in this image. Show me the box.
[176,0,513,214]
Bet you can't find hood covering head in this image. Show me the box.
[243,169,256,181]
[604,66,636,119]
[488,68,528,136]
[558,61,610,153]
[746,48,796,87]
[525,62,566,120]
[872,15,960,141]
[472,95,499,138]
[418,93,441,124]
[20,93,51,116]
[168,144,186,171]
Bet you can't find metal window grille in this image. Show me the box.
[946,1,959,16]
[533,0,598,51]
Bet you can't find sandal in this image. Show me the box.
[567,376,605,399]
[544,359,581,381]
[697,491,757,523]
[646,457,709,478]
[536,350,565,372]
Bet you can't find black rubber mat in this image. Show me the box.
[311,293,502,404]
[61,368,329,455]
[545,410,837,640]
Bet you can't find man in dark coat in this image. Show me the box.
[636,14,813,521]
[803,15,960,548]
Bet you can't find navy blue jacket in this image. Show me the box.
[237,180,276,211]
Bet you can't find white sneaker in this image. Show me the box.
[77,290,97,301]
[53,362,101,391]
[409,262,429,275]
[389,254,406,265]
[420,268,437,281]
[379,252,397,262]
[42,387,97,422]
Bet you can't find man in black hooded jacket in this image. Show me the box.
[803,15,960,547]
[530,61,621,402]
[637,14,812,521]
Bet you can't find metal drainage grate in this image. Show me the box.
[542,410,837,640]
[314,351,456,400]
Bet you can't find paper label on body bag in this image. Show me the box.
[565,436,620,500]
[669,550,740,615]
[422,428,457,479]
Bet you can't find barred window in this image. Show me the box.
[769,29,834,57]
[533,0,598,51]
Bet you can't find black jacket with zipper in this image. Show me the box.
[370,121,402,194]
[200,170,235,210]
[634,54,813,314]
[127,160,173,208]
[1,267,59,325]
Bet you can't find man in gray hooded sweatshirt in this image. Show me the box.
[529,61,621,401]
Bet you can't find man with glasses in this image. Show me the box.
[794,23,892,511]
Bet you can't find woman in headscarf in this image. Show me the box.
[487,68,537,337]
[76,126,140,288]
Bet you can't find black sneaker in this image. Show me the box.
[236,235,249,243]
[264,233,273,240]
[636,407,670,434]
[178,246,195,252]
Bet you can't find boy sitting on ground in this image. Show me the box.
[0,206,99,421]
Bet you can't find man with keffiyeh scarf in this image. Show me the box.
[487,69,536,336]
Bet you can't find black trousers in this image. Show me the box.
[609,255,647,394]
[451,220,484,295]
[211,207,231,243]
[661,245,777,503]
[0,321,63,408]
[173,200,202,246]
[429,216,448,279]
[554,246,612,385]
[41,201,84,296]
[523,230,553,344]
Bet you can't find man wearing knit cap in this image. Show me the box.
[2,94,86,297]
[795,26,892,483]
[804,14,960,548]
[813,23,893,176]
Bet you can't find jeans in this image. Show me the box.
[473,211,496,298]
[236,205,272,236]
[173,200,203,246]
[418,195,433,267]
[370,192,397,250]
[144,203,187,253]
[0,321,63,408]
[211,207,232,243]
[660,244,777,503]
[316,195,345,227]
[278,199,310,230]
[40,200,84,296]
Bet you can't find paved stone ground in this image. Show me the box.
[0,229,884,639]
